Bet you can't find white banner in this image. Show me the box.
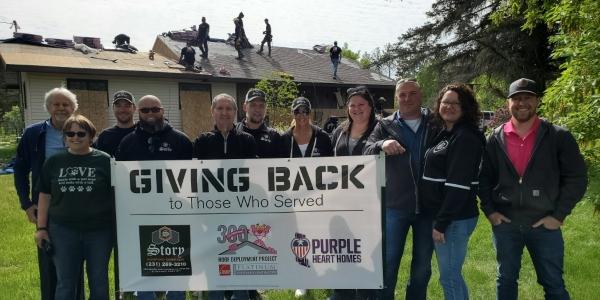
[113,155,384,291]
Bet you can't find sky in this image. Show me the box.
[0,0,434,54]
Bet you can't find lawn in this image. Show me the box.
[1,175,599,300]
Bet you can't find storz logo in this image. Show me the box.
[291,233,311,268]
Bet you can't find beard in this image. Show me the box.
[116,114,133,125]
[510,107,536,123]
[139,116,165,133]
[247,114,264,125]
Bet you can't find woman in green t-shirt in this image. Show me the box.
[34,114,114,300]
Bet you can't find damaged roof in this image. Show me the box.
[0,37,395,87]
[0,42,203,79]
[155,36,395,87]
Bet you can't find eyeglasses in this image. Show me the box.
[64,131,87,138]
[440,101,461,107]
[293,108,310,115]
[139,107,162,114]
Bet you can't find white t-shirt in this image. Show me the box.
[298,143,309,157]
[403,118,422,133]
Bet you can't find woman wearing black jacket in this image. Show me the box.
[420,84,485,300]
[329,86,378,300]
[280,97,333,158]
[281,97,332,298]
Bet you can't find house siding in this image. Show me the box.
[21,72,238,133]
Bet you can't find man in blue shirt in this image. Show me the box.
[364,79,437,300]
[14,87,83,300]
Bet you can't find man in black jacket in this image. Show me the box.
[236,88,281,158]
[194,93,256,160]
[479,78,587,300]
[95,90,136,156]
[116,95,191,300]
[194,94,255,300]
[364,79,436,300]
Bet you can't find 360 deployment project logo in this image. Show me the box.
[217,224,278,276]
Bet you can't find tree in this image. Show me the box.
[341,43,370,69]
[377,0,555,95]
[495,0,600,209]
[254,72,300,130]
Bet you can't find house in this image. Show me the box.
[1,33,395,138]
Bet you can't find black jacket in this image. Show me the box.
[115,122,193,161]
[479,119,587,225]
[194,126,257,159]
[235,121,282,158]
[363,109,438,211]
[331,122,377,156]
[420,123,485,232]
[280,124,333,158]
[94,125,135,157]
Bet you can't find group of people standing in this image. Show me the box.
[367,78,587,300]
[15,76,587,300]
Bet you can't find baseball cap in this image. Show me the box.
[245,89,266,102]
[291,97,311,111]
[113,90,135,104]
[508,78,540,98]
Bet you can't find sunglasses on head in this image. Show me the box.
[139,107,162,114]
[64,131,87,138]
[346,86,368,94]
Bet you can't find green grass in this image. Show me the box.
[1,175,599,300]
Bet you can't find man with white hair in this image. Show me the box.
[14,87,84,300]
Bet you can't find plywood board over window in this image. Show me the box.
[67,79,109,131]
[179,83,211,139]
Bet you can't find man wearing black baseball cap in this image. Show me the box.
[235,88,282,159]
[94,90,136,157]
[480,78,587,299]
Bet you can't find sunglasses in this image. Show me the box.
[293,108,310,115]
[64,131,87,138]
[139,107,162,114]
[346,86,370,99]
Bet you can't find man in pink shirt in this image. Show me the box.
[479,78,587,300]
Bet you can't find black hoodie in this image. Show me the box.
[115,122,193,161]
[280,124,333,158]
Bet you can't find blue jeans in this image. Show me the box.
[380,209,433,300]
[208,290,249,300]
[136,291,185,300]
[331,59,340,77]
[434,217,477,300]
[493,223,569,300]
[329,289,377,300]
[49,221,113,300]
